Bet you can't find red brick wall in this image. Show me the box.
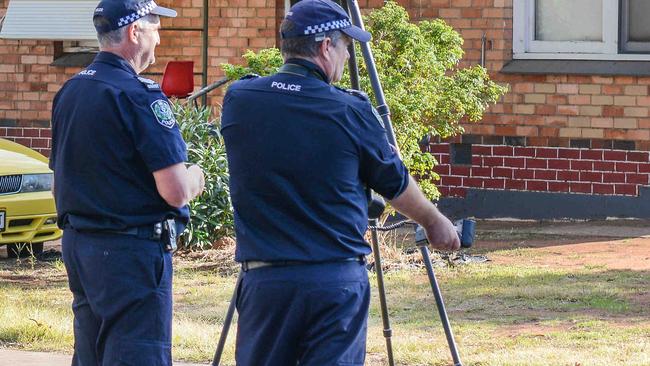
[0,0,278,157]
[424,0,650,150]
[152,0,277,95]
[2,0,650,201]
[0,35,76,156]
[472,74,650,150]
[431,143,650,198]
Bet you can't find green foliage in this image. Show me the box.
[172,102,233,249]
[220,2,507,200]
[357,2,508,198]
[222,48,284,80]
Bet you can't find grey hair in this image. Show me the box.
[280,19,345,59]
[95,14,160,48]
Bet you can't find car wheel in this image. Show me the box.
[6,242,44,258]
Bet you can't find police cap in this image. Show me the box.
[93,0,177,33]
[280,0,371,42]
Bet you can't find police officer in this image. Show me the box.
[220,0,460,364]
[49,0,205,364]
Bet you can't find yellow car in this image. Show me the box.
[0,138,61,258]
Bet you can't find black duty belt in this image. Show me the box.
[104,223,164,240]
[241,256,366,272]
[65,219,176,241]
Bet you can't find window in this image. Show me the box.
[620,0,650,53]
[513,0,650,60]
[51,40,99,67]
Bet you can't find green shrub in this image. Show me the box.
[172,102,233,250]
[221,48,284,80]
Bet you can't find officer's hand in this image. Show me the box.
[423,212,460,251]
[188,164,205,196]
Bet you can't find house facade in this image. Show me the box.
[1,0,650,218]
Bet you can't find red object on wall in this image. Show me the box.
[161,61,194,98]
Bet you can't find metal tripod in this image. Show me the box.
[211,1,463,364]
[343,0,463,364]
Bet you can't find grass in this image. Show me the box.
[0,242,649,366]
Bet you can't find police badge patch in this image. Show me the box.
[151,99,176,128]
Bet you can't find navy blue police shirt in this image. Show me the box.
[221,59,409,262]
[50,51,189,231]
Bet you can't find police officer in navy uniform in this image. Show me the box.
[220,0,460,364]
[49,1,205,364]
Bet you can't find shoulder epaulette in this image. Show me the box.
[137,76,162,91]
[77,68,97,77]
[333,86,371,102]
[239,73,260,80]
[345,88,370,102]
[334,86,384,128]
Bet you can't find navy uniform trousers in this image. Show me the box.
[235,260,370,366]
[62,229,173,366]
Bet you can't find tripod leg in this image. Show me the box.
[369,219,395,366]
[212,270,243,366]
[417,245,463,366]
[341,0,361,91]
[346,0,399,154]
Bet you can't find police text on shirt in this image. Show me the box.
[271,81,301,92]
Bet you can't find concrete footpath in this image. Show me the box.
[0,349,207,366]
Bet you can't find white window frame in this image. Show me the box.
[513,0,650,61]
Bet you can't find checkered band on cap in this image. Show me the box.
[303,19,351,35]
[117,0,156,27]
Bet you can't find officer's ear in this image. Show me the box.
[126,22,140,44]
[319,37,333,58]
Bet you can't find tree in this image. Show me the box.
[222,1,507,200]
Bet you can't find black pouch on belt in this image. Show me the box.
[162,219,177,252]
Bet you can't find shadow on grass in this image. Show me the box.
[0,257,67,290]
[471,232,642,254]
[386,226,649,257]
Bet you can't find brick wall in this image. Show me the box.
[152,0,277,92]
[0,35,76,156]
[0,0,278,157]
[472,74,650,150]
[437,0,650,151]
[2,0,650,203]
[415,0,650,199]
[431,143,650,198]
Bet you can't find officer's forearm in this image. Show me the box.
[389,176,460,251]
[388,176,441,226]
[153,163,203,208]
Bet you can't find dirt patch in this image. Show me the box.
[467,226,650,337]
[174,242,239,276]
[492,322,572,338]
[0,262,67,287]
[481,237,650,270]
